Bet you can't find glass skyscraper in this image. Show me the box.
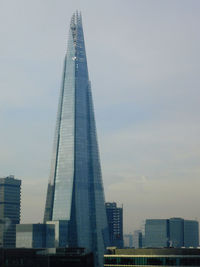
[44,12,109,266]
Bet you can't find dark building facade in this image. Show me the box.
[0,247,94,267]
[104,248,200,266]
[43,12,109,267]
[105,202,123,248]
[145,218,199,248]
[0,176,21,248]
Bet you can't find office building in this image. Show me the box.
[0,175,21,247]
[169,218,184,247]
[43,12,109,266]
[145,218,199,248]
[105,203,123,248]
[145,219,169,248]
[184,220,199,247]
[105,247,200,266]
[16,224,55,248]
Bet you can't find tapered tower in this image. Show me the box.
[44,12,109,266]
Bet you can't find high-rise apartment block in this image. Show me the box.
[43,12,109,267]
[105,202,123,248]
[0,175,21,247]
[145,218,199,248]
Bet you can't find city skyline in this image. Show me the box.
[0,0,200,234]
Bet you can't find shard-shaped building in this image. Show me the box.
[44,12,109,266]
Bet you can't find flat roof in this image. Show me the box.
[106,248,200,256]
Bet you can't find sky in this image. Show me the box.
[0,0,200,234]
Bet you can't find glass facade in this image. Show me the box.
[184,220,199,247]
[145,219,169,248]
[44,12,109,267]
[144,218,199,248]
[169,218,184,247]
[46,220,68,247]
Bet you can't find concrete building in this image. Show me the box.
[0,175,21,247]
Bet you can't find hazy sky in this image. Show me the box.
[0,0,200,233]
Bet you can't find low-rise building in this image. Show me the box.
[16,224,55,248]
[104,248,200,266]
[0,247,94,267]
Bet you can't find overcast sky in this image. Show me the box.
[0,0,200,233]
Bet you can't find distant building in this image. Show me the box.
[0,175,21,247]
[145,219,169,248]
[184,220,199,247]
[169,218,184,247]
[105,247,200,266]
[123,234,133,248]
[133,230,143,248]
[105,202,123,248]
[145,218,199,248]
[16,224,55,248]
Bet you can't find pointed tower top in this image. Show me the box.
[70,11,82,46]
[70,11,82,27]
